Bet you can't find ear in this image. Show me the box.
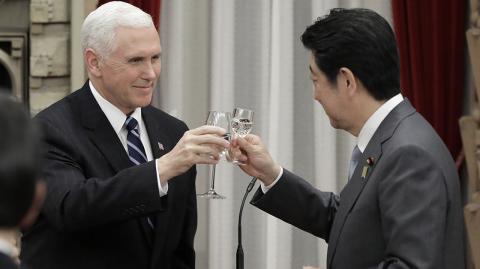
[19,181,46,230]
[85,48,102,77]
[338,67,357,96]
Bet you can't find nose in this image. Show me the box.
[142,61,159,80]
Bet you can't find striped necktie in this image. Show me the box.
[125,116,148,165]
[124,116,155,228]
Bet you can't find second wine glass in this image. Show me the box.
[230,107,254,164]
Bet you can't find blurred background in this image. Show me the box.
[0,0,477,268]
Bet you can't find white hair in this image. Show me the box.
[81,1,154,58]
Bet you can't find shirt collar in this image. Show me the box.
[0,229,17,258]
[357,93,404,152]
[0,238,14,257]
[89,81,142,133]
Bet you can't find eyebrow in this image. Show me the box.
[127,52,161,60]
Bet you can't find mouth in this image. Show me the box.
[133,84,153,88]
[132,85,154,97]
[132,85,154,91]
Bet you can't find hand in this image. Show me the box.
[156,125,230,182]
[233,134,281,185]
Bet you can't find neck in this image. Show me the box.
[0,228,19,241]
[349,97,385,137]
[88,78,135,115]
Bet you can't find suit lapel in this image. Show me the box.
[142,106,172,159]
[326,100,416,268]
[75,83,132,172]
[326,143,381,267]
[75,83,166,249]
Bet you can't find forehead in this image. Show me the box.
[112,26,161,55]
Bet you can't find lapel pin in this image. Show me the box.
[158,142,164,151]
[361,157,375,179]
[361,166,369,179]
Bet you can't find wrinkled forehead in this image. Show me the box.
[110,26,161,52]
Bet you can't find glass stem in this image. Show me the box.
[209,164,216,191]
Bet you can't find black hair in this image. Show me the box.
[0,94,40,227]
[301,8,400,100]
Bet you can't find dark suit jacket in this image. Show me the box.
[21,83,197,269]
[0,252,18,269]
[252,100,465,269]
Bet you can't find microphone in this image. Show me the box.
[236,177,257,269]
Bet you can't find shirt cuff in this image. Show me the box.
[155,161,168,197]
[260,167,283,194]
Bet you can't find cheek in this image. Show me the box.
[156,62,161,75]
[124,70,142,82]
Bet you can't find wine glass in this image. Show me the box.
[230,107,254,164]
[197,111,231,199]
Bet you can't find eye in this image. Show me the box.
[151,54,160,62]
[128,57,143,64]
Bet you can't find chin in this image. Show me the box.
[140,91,153,101]
[329,119,339,130]
[139,99,153,107]
[131,96,152,108]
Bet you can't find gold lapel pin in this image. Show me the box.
[361,157,375,179]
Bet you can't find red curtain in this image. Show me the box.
[392,0,466,159]
[97,0,161,29]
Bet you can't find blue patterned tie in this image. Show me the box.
[125,116,155,228]
[125,116,148,165]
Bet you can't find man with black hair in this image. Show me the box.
[234,8,465,269]
[0,95,45,269]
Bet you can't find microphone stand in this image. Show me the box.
[236,177,257,269]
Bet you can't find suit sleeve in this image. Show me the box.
[38,117,163,232]
[371,145,448,269]
[251,169,339,241]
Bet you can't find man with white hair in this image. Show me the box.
[20,2,228,269]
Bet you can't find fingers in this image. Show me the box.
[193,134,230,148]
[227,145,248,163]
[183,128,230,148]
[186,143,224,159]
[188,125,227,136]
[243,134,260,143]
[235,134,260,152]
[235,153,248,163]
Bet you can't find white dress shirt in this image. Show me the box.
[89,81,168,196]
[0,230,19,263]
[356,93,404,153]
[0,238,15,258]
[262,93,404,193]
